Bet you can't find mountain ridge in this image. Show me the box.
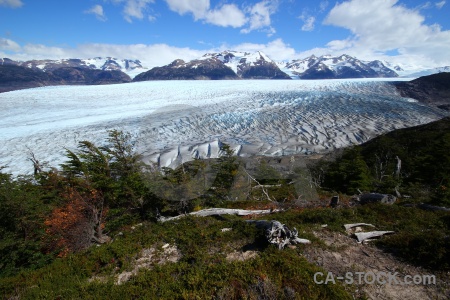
[133,51,292,81]
[0,57,145,78]
[394,72,450,111]
[0,64,131,93]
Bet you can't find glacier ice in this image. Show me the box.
[0,79,447,176]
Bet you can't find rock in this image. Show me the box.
[358,193,396,205]
[329,195,339,208]
[353,231,395,243]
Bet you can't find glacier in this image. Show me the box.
[0,79,447,176]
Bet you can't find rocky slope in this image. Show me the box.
[394,72,450,111]
[0,57,144,76]
[133,51,291,81]
[202,51,291,79]
[0,64,131,93]
[133,57,239,81]
[0,65,60,92]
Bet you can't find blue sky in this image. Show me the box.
[0,0,449,69]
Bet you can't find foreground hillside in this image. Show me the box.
[1,118,450,299]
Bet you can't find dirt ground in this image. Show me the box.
[302,228,450,300]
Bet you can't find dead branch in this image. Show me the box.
[243,169,274,202]
[27,149,42,175]
[353,231,395,243]
[251,184,282,189]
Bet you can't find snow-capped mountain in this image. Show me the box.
[201,51,291,79]
[133,57,239,81]
[133,51,291,81]
[0,57,146,78]
[279,54,398,79]
[401,66,450,78]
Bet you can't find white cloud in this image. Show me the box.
[1,37,301,67]
[319,1,329,12]
[0,38,205,68]
[204,4,247,27]
[299,12,315,32]
[241,1,277,34]
[84,5,107,21]
[0,0,23,8]
[123,0,155,22]
[323,0,450,65]
[164,0,276,32]
[435,1,446,9]
[415,1,432,10]
[164,0,210,19]
[0,37,21,51]
[164,0,247,28]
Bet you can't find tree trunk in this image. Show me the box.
[157,208,282,222]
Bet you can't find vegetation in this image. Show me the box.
[1,118,450,298]
[315,117,450,206]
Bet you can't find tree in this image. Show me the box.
[43,130,155,255]
[0,169,51,276]
[207,143,240,204]
[44,184,108,256]
[323,147,372,194]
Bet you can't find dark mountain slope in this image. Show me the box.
[0,65,131,92]
[394,72,450,110]
[133,58,239,81]
[50,67,131,85]
[0,65,61,92]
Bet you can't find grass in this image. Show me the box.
[1,203,448,299]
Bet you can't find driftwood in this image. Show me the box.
[157,208,281,223]
[353,231,395,243]
[247,220,311,249]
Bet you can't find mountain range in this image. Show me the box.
[1,52,449,92]
[0,57,145,77]
[279,54,398,79]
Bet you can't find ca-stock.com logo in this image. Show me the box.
[314,271,436,286]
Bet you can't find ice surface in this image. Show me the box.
[0,79,447,176]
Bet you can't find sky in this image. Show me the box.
[0,0,449,69]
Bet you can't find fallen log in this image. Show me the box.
[418,203,450,212]
[247,220,311,249]
[157,208,282,223]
